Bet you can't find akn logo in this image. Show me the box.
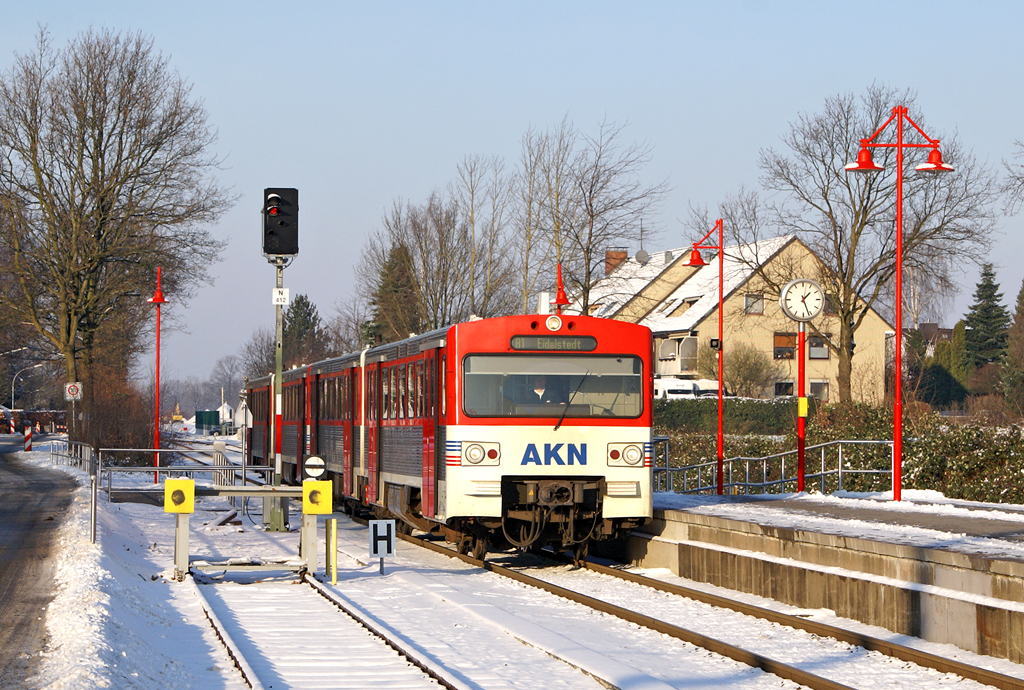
[520,443,586,465]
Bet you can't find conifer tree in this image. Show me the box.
[950,320,970,385]
[963,264,1010,369]
[283,294,329,368]
[1001,277,1024,415]
[369,243,424,344]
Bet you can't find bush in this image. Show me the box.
[656,398,1024,503]
[654,396,816,436]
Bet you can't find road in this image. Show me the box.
[0,439,76,690]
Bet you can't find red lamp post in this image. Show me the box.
[687,218,726,495]
[149,267,167,483]
[845,106,953,502]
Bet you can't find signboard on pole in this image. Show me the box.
[369,519,396,574]
[64,382,82,401]
[303,455,326,479]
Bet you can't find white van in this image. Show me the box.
[654,377,718,400]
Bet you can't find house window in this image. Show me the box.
[774,381,794,397]
[810,381,829,402]
[744,293,764,315]
[774,332,796,359]
[809,335,830,360]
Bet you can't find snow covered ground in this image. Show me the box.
[14,441,1024,690]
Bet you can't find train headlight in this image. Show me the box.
[462,441,500,466]
[608,443,645,467]
[466,444,486,464]
[545,315,562,332]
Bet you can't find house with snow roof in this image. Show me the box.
[582,236,894,404]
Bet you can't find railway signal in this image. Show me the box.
[262,187,298,256]
[261,186,298,532]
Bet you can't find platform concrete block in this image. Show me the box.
[946,597,979,652]
[978,605,1008,659]
[1008,608,1024,664]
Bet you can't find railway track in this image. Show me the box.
[188,572,463,690]
[403,529,1024,690]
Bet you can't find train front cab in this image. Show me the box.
[445,314,653,559]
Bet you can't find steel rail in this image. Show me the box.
[404,531,1024,690]
[569,556,1024,690]
[403,533,856,690]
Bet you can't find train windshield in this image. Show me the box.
[462,354,643,419]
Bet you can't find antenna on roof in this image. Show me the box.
[634,220,650,264]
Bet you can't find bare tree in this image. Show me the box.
[510,125,554,313]
[750,84,998,402]
[238,326,275,380]
[208,355,242,405]
[447,154,517,318]
[566,120,667,312]
[0,28,231,441]
[697,341,783,398]
[326,295,372,354]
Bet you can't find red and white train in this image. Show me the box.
[244,311,653,560]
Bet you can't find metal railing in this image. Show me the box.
[50,440,95,472]
[654,439,894,495]
[49,441,273,543]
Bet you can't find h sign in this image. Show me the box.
[368,520,396,558]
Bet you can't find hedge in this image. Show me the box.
[654,400,1024,503]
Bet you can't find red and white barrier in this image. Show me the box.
[24,425,32,451]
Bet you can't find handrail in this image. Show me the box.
[654,438,894,495]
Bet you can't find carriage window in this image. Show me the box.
[398,365,407,420]
[462,354,644,419]
[416,361,424,419]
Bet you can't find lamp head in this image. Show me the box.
[687,246,707,267]
[845,147,884,173]
[915,148,954,173]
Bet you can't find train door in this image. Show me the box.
[304,369,316,474]
[342,369,353,496]
[366,363,380,504]
[421,352,436,518]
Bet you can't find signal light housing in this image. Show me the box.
[263,187,298,256]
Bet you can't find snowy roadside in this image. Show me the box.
[17,446,250,690]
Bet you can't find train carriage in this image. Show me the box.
[245,311,653,561]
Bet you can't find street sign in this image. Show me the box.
[64,382,82,401]
[272,287,290,305]
[304,455,326,479]
[369,519,396,558]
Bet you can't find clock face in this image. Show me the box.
[780,279,825,322]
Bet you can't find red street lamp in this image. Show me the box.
[845,105,953,501]
[687,218,726,495]
[149,267,168,483]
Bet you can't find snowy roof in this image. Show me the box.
[586,235,795,334]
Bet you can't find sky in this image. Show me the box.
[5,1,1024,384]
[21,439,1024,689]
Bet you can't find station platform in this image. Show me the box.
[624,491,1024,664]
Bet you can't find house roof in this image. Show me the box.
[585,235,796,334]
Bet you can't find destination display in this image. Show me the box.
[510,335,598,351]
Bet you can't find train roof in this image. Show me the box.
[245,313,651,389]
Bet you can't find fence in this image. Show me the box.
[653,439,894,495]
[50,441,272,543]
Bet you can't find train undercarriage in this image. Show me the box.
[344,476,646,566]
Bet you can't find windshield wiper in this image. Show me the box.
[554,371,590,431]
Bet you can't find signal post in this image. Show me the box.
[263,188,298,532]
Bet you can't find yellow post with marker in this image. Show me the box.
[165,478,195,581]
[301,480,332,574]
